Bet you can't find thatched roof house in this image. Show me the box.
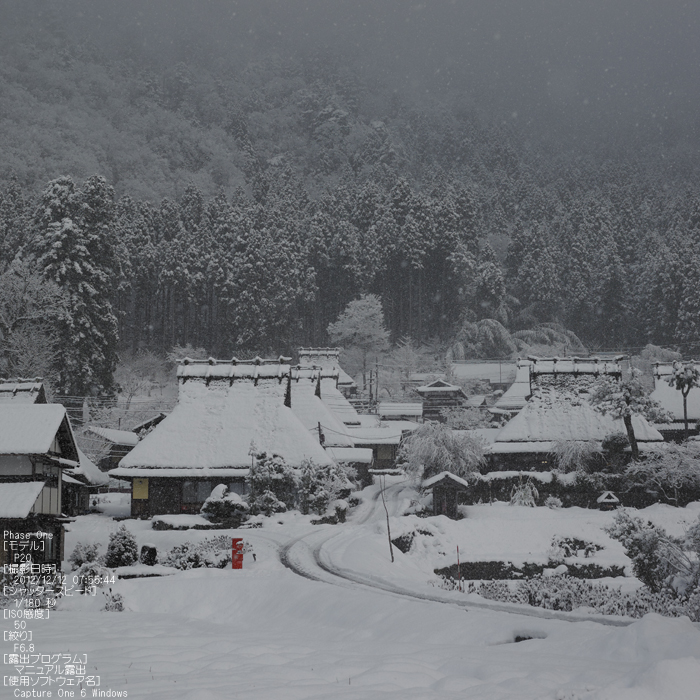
[489,356,663,470]
[112,358,333,517]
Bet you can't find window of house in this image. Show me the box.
[377,445,394,461]
[228,481,247,496]
[183,480,212,503]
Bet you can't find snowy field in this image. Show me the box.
[11,485,700,699]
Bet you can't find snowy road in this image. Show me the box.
[29,491,700,699]
[268,478,634,627]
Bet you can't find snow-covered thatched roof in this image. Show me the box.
[298,347,356,388]
[176,357,291,382]
[0,378,46,404]
[494,385,663,445]
[114,378,332,474]
[289,369,354,448]
[0,404,79,460]
[74,448,109,486]
[87,426,140,446]
[494,360,532,412]
[318,379,362,425]
[528,356,624,377]
[0,481,46,518]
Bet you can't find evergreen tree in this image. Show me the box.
[27,176,118,396]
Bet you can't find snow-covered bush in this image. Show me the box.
[103,525,138,568]
[601,432,629,454]
[246,452,297,514]
[250,489,287,516]
[552,439,601,473]
[163,536,251,569]
[102,588,124,612]
[400,422,486,481]
[462,574,700,621]
[605,509,696,594]
[545,495,563,509]
[623,442,700,505]
[72,561,113,594]
[68,541,100,570]
[201,484,250,526]
[509,477,538,506]
[298,459,352,515]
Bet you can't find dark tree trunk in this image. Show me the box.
[623,414,639,460]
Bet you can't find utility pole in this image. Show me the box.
[380,475,394,563]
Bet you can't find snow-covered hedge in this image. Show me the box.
[459,575,700,621]
[163,536,252,569]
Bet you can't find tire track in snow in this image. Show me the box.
[276,480,636,627]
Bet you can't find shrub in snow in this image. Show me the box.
[102,588,124,612]
[545,495,563,509]
[140,544,157,566]
[623,442,700,505]
[509,477,538,507]
[400,422,486,482]
[605,509,696,594]
[164,536,252,569]
[552,439,601,473]
[250,489,287,516]
[103,525,138,568]
[73,560,113,594]
[461,574,700,621]
[246,452,297,513]
[549,536,602,562]
[201,484,250,526]
[298,459,352,515]
[68,541,100,570]
[601,432,629,454]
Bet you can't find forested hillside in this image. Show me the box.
[1,1,700,395]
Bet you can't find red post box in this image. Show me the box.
[232,538,244,569]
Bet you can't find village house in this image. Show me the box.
[416,379,470,422]
[488,357,664,471]
[0,378,108,518]
[111,358,335,518]
[0,404,80,569]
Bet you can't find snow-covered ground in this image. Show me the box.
[11,483,700,699]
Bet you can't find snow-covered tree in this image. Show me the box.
[246,452,297,514]
[327,293,390,380]
[0,260,66,381]
[103,525,138,568]
[400,423,485,481]
[27,176,119,396]
[298,459,352,515]
[589,371,670,460]
[667,361,700,440]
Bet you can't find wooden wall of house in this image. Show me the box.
[421,392,466,422]
[130,477,248,518]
